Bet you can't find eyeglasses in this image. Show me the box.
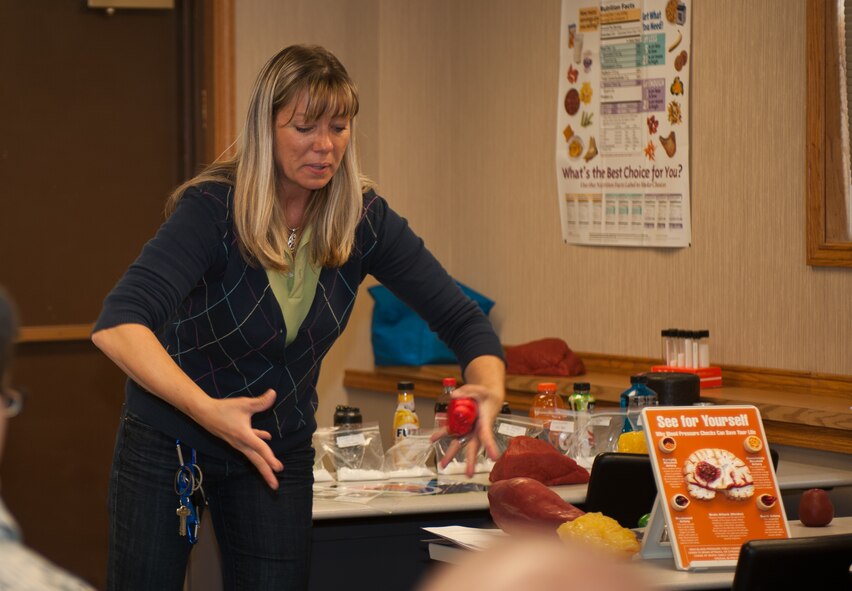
[2,387,25,418]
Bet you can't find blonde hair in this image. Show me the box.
[167,44,372,271]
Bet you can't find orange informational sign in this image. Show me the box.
[641,405,789,570]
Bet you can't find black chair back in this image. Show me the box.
[731,534,852,591]
[583,452,657,529]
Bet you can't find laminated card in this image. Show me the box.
[641,405,789,570]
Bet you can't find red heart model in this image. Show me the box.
[447,397,478,437]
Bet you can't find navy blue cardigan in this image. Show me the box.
[94,183,503,459]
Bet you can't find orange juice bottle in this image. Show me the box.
[531,382,566,450]
[393,381,420,442]
[529,382,565,421]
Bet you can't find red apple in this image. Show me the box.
[798,488,834,527]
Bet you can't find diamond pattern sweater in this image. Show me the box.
[94,182,503,459]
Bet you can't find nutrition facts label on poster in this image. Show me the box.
[599,2,645,157]
[556,0,692,247]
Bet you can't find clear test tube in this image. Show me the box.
[691,330,700,368]
[667,329,676,366]
[698,329,711,368]
[684,330,694,368]
[675,329,685,367]
[661,329,674,365]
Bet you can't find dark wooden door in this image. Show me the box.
[0,1,192,587]
[0,1,181,323]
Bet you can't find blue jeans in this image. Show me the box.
[107,411,314,590]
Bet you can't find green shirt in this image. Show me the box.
[266,227,320,346]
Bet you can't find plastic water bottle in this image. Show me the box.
[393,381,420,441]
[333,405,362,430]
[569,382,593,460]
[434,377,456,428]
[620,375,643,432]
[333,406,362,465]
[529,382,565,420]
[531,382,565,450]
[569,382,592,411]
[620,374,657,431]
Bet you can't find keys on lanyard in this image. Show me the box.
[174,440,205,544]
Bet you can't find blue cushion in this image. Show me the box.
[367,282,495,366]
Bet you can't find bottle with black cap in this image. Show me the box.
[570,382,594,459]
[393,381,420,442]
[620,375,646,432]
[569,382,594,411]
[434,377,456,428]
[333,405,363,465]
[622,375,658,431]
[333,405,362,430]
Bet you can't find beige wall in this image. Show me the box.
[236,0,852,429]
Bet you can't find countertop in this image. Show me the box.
[313,473,586,520]
[313,457,852,521]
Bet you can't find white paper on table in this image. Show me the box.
[422,526,509,551]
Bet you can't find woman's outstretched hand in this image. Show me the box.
[195,389,284,489]
[430,355,506,477]
[91,324,285,489]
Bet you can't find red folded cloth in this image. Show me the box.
[504,338,585,376]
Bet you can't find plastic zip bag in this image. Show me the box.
[493,414,546,454]
[570,411,628,469]
[314,423,387,481]
[537,407,582,454]
[433,435,494,475]
[383,433,436,478]
[311,431,335,482]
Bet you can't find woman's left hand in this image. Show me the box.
[430,355,505,477]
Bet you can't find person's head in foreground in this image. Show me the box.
[418,534,649,591]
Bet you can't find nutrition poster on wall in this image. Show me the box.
[556,0,692,247]
[641,406,789,570]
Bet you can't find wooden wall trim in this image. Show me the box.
[344,351,852,401]
[806,0,852,266]
[18,324,93,344]
[807,0,826,263]
[578,352,852,399]
[343,352,852,454]
[212,0,236,159]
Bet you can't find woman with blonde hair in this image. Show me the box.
[93,44,505,590]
